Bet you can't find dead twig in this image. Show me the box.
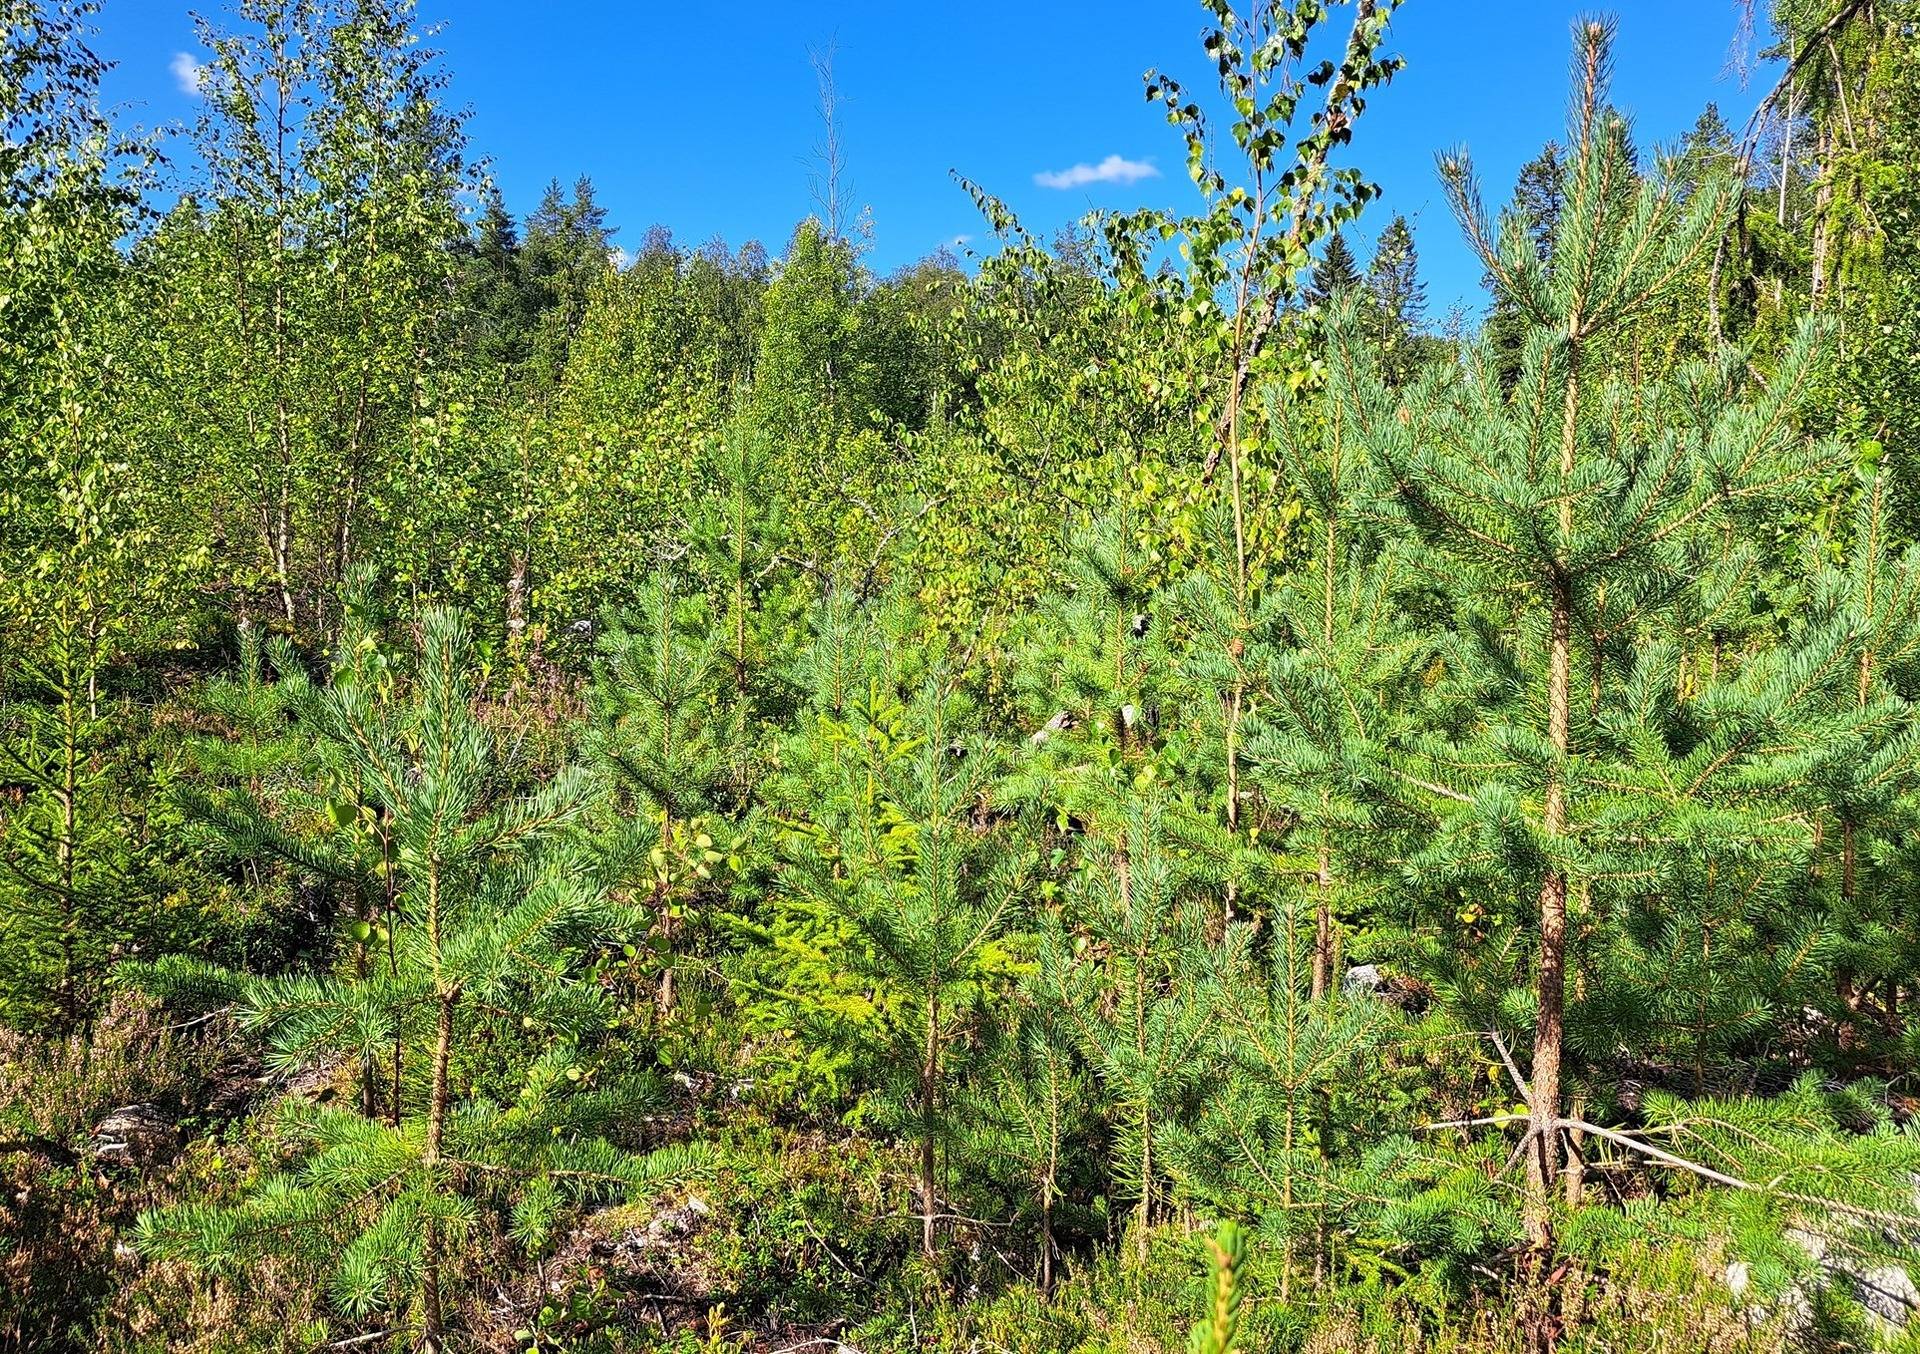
[1487,1027,1534,1107]
[1420,1111,1920,1233]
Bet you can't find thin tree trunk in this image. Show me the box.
[355,894,376,1119]
[1312,837,1333,1002]
[1312,487,1339,1000]
[1842,547,1872,1027]
[1039,1186,1054,1294]
[1218,198,1257,925]
[273,478,295,628]
[1224,678,1241,923]
[1280,892,1299,1300]
[657,583,679,1018]
[1528,583,1573,1240]
[1527,333,1582,1266]
[1118,825,1153,1267]
[1708,219,1728,343]
[84,614,99,722]
[656,835,677,1018]
[504,546,527,651]
[1136,1102,1153,1266]
[732,511,749,697]
[421,988,457,1354]
[1778,79,1796,230]
[332,431,363,636]
[1524,576,1572,1354]
[920,992,939,1259]
[1039,1144,1056,1295]
[510,433,537,660]
[1313,833,1335,1283]
[1774,78,1798,311]
[385,823,402,1127]
[420,843,455,1353]
[271,39,296,632]
[55,647,80,1030]
[1810,123,1834,305]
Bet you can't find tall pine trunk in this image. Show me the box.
[1526,589,1570,1238]
[1525,313,1583,1344]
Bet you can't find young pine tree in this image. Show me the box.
[965,986,1089,1293]
[785,673,1028,1259]
[588,555,732,1018]
[1040,795,1214,1266]
[1186,1220,1249,1354]
[727,588,917,1060]
[1158,898,1391,1291]
[687,427,793,808]
[1007,516,1222,1263]
[138,610,698,1351]
[0,579,143,1031]
[1245,308,1436,1000]
[1783,466,1920,1057]
[1362,20,1840,1269]
[0,1,157,1031]
[1010,513,1176,830]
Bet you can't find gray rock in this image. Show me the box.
[1784,1227,1829,1264]
[1771,1226,1915,1334]
[1856,1264,1918,1329]
[592,1195,713,1262]
[1029,710,1075,744]
[1343,964,1383,996]
[89,1104,179,1169]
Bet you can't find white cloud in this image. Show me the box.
[1033,154,1158,190]
[170,52,207,97]
[609,246,632,270]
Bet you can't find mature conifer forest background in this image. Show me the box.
[6,1,1920,1349]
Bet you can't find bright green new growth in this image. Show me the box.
[785,657,1029,1258]
[1187,1220,1249,1354]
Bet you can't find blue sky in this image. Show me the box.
[92,2,1773,316]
